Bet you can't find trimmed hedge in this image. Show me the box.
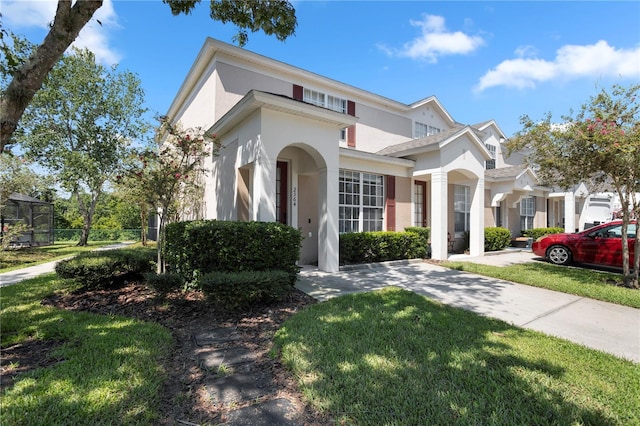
[144,272,185,296]
[199,270,292,310]
[55,247,156,289]
[522,227,565,240]
[484,227,512,251]
[339,231,428,264]
[404,227,430,243]
[165,220,302,284]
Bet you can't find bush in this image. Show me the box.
[339,231,428,264]
[404,227,430,243]
[165,220,302,284]
[484,227,512,251]
[199,270,292,310]
[522,227,565,240]
[55,247,156,289]
[144,272,184,296]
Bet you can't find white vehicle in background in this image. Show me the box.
[580,192,640,231]
[580,193,615,231]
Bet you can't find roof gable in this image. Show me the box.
[376,125,491,160]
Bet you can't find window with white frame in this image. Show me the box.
[327,95,347,113]
[304,88,346,113]
[340,128,347,143]
[414,122,429,138]
[414,121,442,138]
[520,196,535,231]
[414,183,425,227]
[485,143,496,169]
[454,185,470,234]
[339,170,384,233]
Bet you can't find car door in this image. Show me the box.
[578,224,624,267]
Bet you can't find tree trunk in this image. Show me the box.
[156,211,166,274]
[0,0,103,152]
[79,219,91,247]
[75,189,101,246]
[632,222,639,288]
[140,207,148,246]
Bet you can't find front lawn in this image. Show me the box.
[440,261,640,309]
[0,241,118,273]
[274,287,640,425]
[0,274,172,425]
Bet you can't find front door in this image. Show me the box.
[276,161,288,224]
[414,181,427,227]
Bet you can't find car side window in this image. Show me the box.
[606,226,622,238]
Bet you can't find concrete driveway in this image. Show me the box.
[296,254,640,363]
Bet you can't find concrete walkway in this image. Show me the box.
[296,253,640,364]
[0,242,134,287]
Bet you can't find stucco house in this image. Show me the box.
[166,37,594,272]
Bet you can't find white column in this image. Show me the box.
[564,192,576,233]
[318,167,339,272]
[469,177,485,257]
[430,170,448,260]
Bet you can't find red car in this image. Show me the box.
[532,220,637,268]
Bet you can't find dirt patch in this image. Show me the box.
[2,283,331,425]
[1,338,65,393]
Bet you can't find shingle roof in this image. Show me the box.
[376,125,465,156]
[484,164,528,180]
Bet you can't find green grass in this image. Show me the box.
[0,241,119,273]
[441,261,640,309]
[274,287,640,425]
[0,273,173,425]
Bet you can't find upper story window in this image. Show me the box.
[304,88,346,113]
[414,121,442,139]
[485,143,496,169]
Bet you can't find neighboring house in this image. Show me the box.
[165,37,598,272]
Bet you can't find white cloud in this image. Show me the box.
[379,14,485,63]
[2,0,121,66]
[476,40,640,92]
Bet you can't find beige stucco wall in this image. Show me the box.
[394,176,412,231]
[354,103,412,153]
[484,188,496,227]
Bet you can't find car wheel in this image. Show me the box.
[547,245,572,265]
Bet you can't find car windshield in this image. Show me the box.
[588,224,636,239]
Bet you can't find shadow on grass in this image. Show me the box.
[1,276,172,425]
[275,287,626,425]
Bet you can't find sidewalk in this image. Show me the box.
[296,254,640,363]
[0,242,134,287]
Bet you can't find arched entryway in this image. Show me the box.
[276,144,330,268]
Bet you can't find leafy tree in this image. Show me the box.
[17,47,148,246]
[508,84,640,287]
[0,0,297,152]
[119,117,221,273]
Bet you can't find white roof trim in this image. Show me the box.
[491,192,509,207]
[340,148,415,169]
[206,90,357,138]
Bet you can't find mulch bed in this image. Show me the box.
[1,283,331,425]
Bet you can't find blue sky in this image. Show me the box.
[4,0,640,137]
